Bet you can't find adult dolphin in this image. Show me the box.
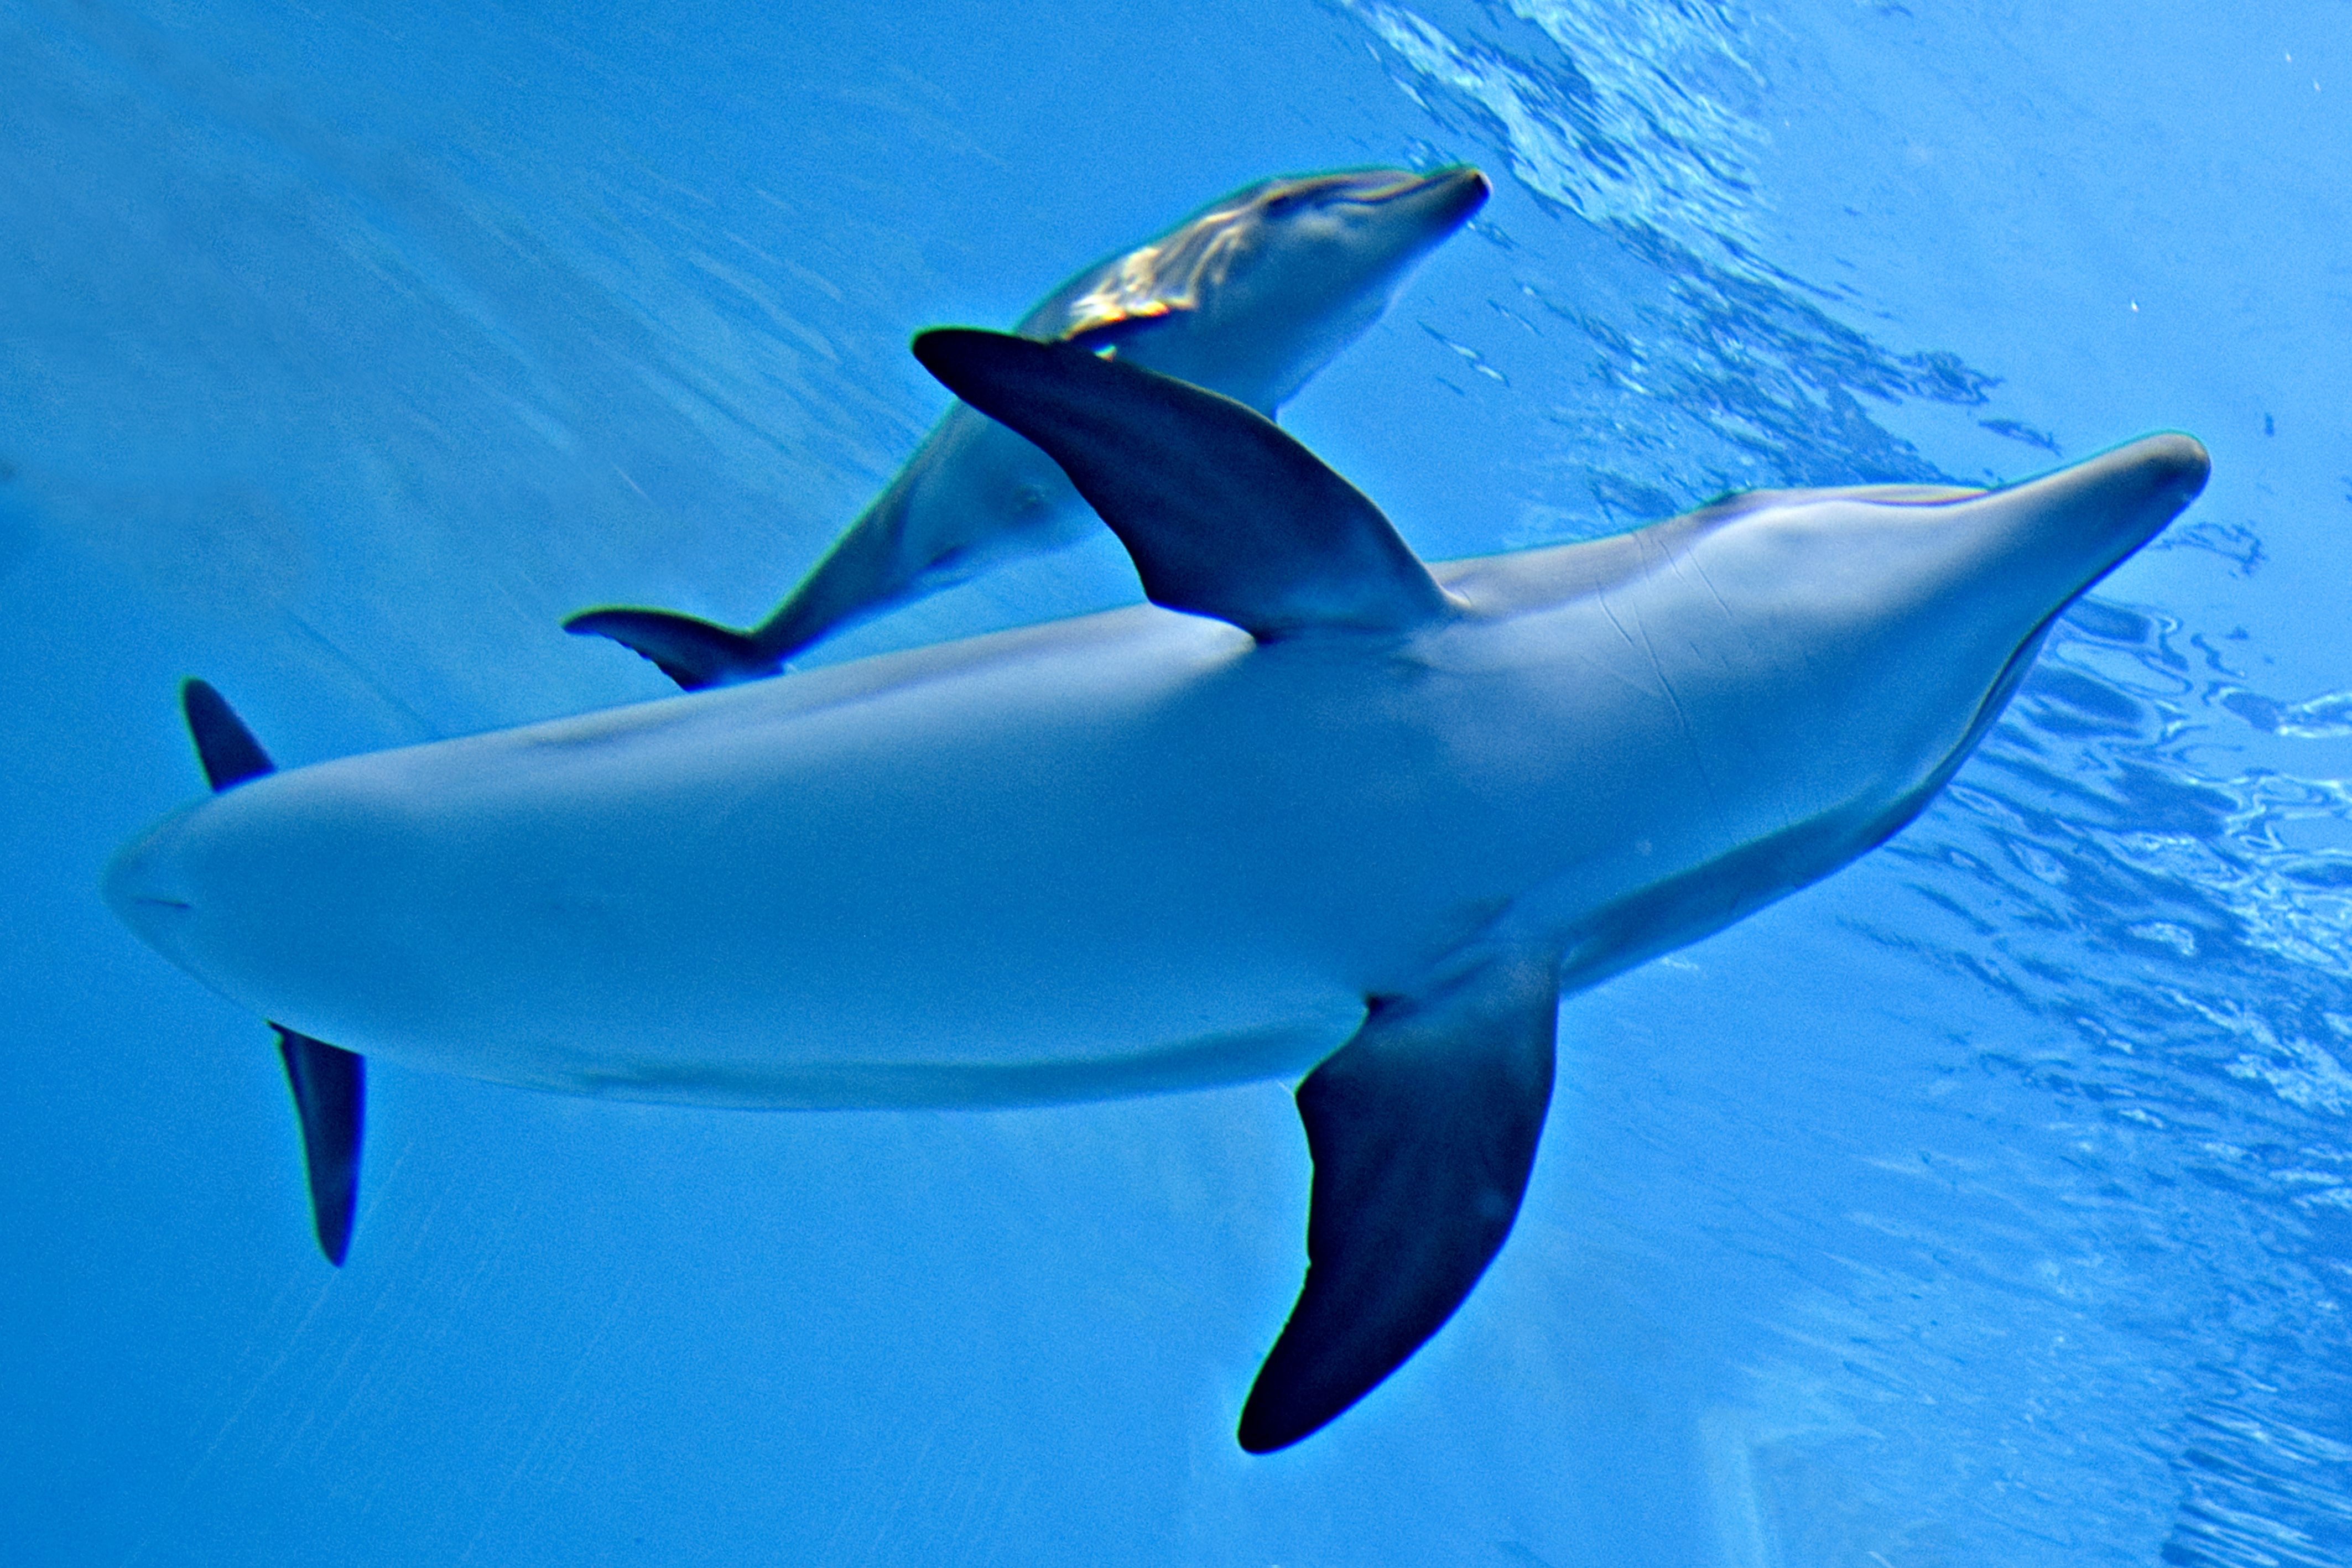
[564,166,1490,688]
[106,333,2207,1451]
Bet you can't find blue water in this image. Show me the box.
[6,0,2349,1561]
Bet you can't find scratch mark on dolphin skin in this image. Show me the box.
[1678,543,1800,836]
[1626,531,1728,826]
[1684,545,1761,672]
[1595,585,1643,661]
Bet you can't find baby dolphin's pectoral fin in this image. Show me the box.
[561,607,774,691]
[176,681,367,1265]
[1239,947,1560,1454]
[912,329,1457,641]
[274,1027,365,1265]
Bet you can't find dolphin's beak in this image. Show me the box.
[1901,433,2209,778]
[1912,432,2209,731]
[1972,433,2210,593]
[1382,166,1490,232]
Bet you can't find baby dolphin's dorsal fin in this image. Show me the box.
[912,329,1456,641]
[1240,945,1560,1452]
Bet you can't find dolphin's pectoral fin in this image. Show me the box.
[912,329,1455,642]
[1239,947,1560,1453]
[176,683,367,1265]
[561,608,777,691]
[273,1026,365,1265]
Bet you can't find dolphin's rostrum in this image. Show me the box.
[107,333,2207,1450]
[564,166,1490,686]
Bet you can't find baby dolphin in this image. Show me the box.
[564,166,1490,687]
[107,333,2205,1451]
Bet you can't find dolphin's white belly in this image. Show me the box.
[152,602,1708,1107]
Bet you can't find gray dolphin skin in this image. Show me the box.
[107,332,2207,1451]
[563,166,1490,689]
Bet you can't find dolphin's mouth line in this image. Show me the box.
[1354,168,1486,209]
[132,896,194,911]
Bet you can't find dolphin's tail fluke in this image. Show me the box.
[178,680,367,1267]
[561,607,779,691]
[273,1026,364,1265]
[182,678,274,791]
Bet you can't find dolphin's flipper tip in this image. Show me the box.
[563,608,777,691]
[181,679,274,791]
[273,1027,364,1265]
[1239,949,1560,1453]
[909,328,1001,392]
[2145,431,2212,493]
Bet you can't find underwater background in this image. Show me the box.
[5,0,2350,1562]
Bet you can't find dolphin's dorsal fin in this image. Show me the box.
[1239,946,1559,1452]
[913,329,1455,641]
